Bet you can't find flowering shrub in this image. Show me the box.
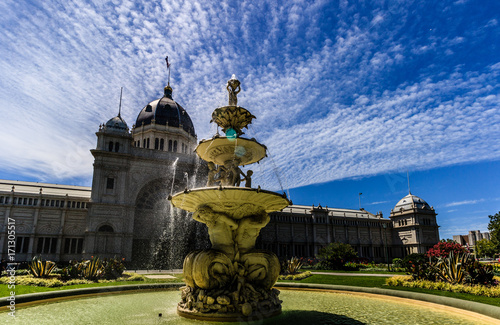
[402,251,498,287]
[402,253,437,281]
[299,257,319,268]
[279,271,312,281]
[316,242,358,270]
[492,263,500,275]
[60,260,83,281]
[102,257,126,279]
[0,272,145,287]
[343,262,359,271]
[464,260,496,286]
[386,275,500,297]
[426,240,468,259]
[59,256,125,281]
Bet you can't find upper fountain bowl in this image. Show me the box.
[211,105,256,136]
[196,136,266,166]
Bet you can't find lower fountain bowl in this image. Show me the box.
[2,284,499,324]
[170,187,290,215]
[177,304,281,322]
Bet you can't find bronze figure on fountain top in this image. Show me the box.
[210,75,256,136]
[227,74,241,106]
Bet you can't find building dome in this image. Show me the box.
[394,193,431,211]
[135,86,196,137]
[103,115,129,133]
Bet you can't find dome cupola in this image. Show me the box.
[134,85,196,137]
[103,115,129,134]
[394,193,431,211]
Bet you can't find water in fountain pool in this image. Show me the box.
[4,289,496,325]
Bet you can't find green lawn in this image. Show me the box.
[279,274,388,287]
[280,274,500,308]
[0,274,184,298]
[305,268,405,275]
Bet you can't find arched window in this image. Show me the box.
[154,138,159,149]
[98,225,114,232]
[160,139,164,150]
[147,138,150,148]
[173,140,177,152]
[115,142,120,152]
[108,141,114,152]
[143,139,146,148]
[168,140,173,152]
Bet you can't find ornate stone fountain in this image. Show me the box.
[169,75,290,322]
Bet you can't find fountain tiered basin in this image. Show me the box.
[169,75,290,321]
[196,137,266,166]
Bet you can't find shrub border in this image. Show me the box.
[2,282,500,321]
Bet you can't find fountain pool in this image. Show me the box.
[2,288,498,324]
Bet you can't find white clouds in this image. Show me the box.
[444,199,485,207]
[0,0,498,191]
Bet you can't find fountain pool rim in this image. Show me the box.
[2,282,500,321]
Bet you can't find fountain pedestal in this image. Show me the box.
[170,75,289,322]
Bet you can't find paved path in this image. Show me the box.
[143,274,176,279]
[133,269,183,274]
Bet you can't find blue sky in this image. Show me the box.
[0,0,499,239]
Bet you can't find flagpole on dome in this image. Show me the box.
[118,87,123,118]
[165,56,171,87]
[407,171,411,195]
[164,56,173,99]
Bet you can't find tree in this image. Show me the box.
[487,211,500,254]
[316,242,357,270]
[425,239,468,258]
[474,239,496,259]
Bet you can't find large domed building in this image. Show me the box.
[85,84,206,268]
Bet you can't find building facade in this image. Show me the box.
[453,230,490,254]
[0,84,440,266]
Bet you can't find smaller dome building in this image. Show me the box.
[104,115,129,133]
[390,192,439,256]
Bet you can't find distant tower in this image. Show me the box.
[389,193,439,257]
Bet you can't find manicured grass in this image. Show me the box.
[279,274,388,287]
[280,274,500,308]
[1,284,59,297]
[0,274,184,297]
[306,268,405,275]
